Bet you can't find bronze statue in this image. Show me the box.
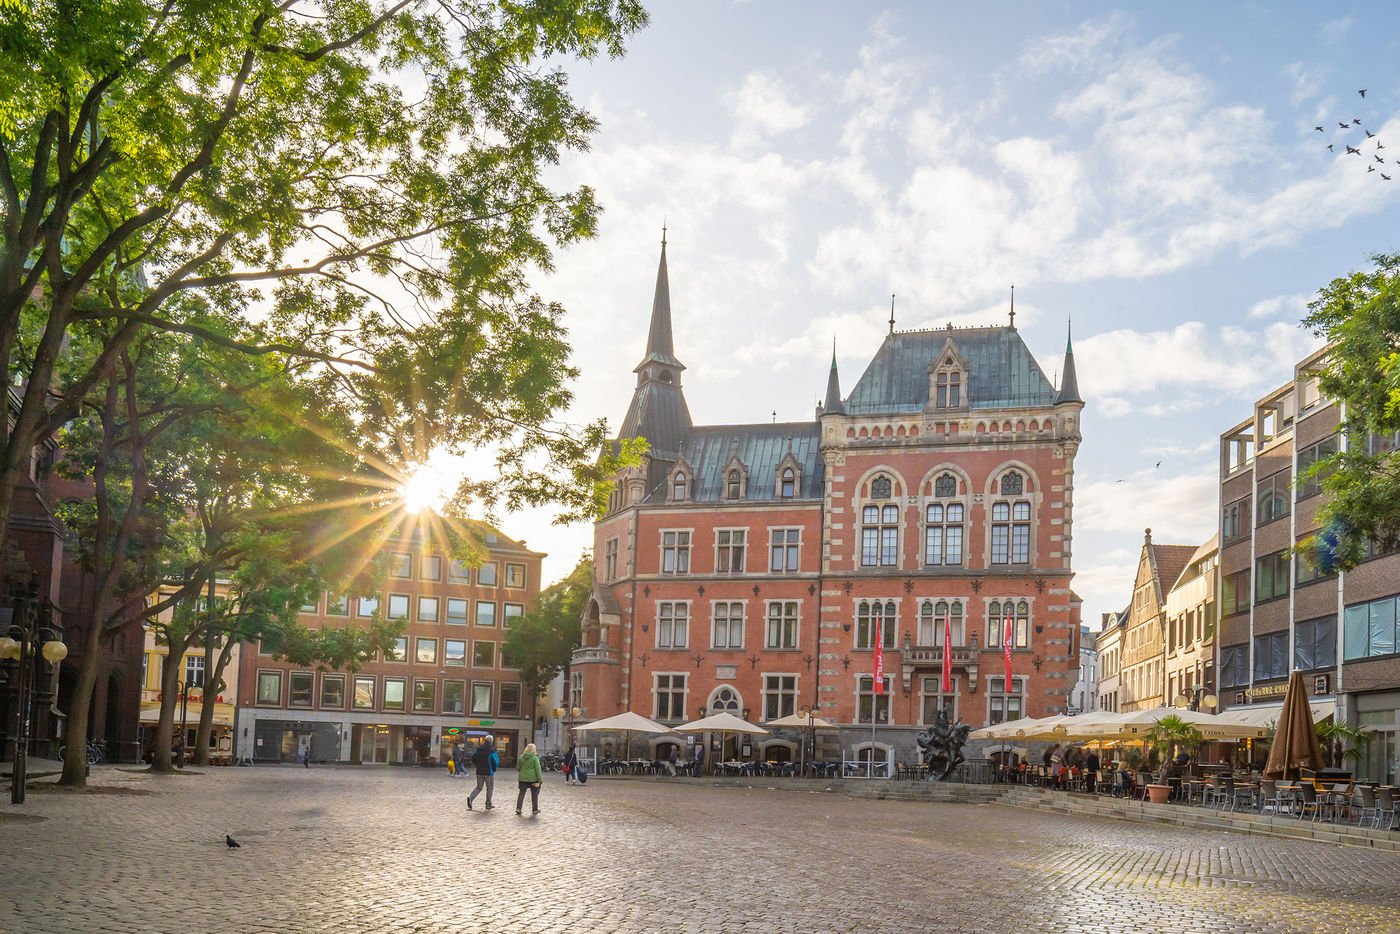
[916,708,970,781]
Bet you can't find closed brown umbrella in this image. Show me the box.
[1262,670,1326,780]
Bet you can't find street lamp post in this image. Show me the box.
[1174,686,1218,713]
[797,704,819,779]
[0,585,66,805]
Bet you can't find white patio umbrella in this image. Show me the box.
[674,711,770,774]
[576,711,678,761]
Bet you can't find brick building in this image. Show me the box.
[236,521,542,766]
[1218,345,1400,784]
[573,242,1084,770]
[1117,530,1197,712]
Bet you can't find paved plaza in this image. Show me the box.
[2,765,1399,934]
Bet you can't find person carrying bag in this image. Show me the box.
[516,743,544,815]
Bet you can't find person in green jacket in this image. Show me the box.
[516,742,543,815]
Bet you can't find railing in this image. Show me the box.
[900,644,976,665]
[571,646,618,663]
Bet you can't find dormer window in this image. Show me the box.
[672,473,688,500]
[727,470,742,499]
[935,370,961,407]
[780,468,796,498]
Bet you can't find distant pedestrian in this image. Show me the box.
[451,742,464,777]
[516,742,543,815]
[693,742,704,777]
[666,744,679,777]
[1049,744,1065,786]
[562,745,578,785]
[302,734,313,768]
[467,737,498,810]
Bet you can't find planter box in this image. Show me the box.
[1146,783,1172,804]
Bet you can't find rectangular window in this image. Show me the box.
[654,673,687,721]
[418,596,439,623]
[857,675,891,723]
[1010,502,1030,564]
[386,637,407,662]
[657,602,689,649]
[604,538,619,581]
[447,598,468,625]
[1297,436,1339,499]
[413,680,435,712]
[326,593,350,616]
[415,638,437,665]
[762,674,797,721]
[500,642,518,669]
[1253,631,1289,681]
[766,601,798,649]
[1295,542,1337,586]
[499,683,522,717]
[923,503,965,566]
[473,641,494,668]
[256,670,282,705]
[470,682,493,715]
[990,523,1009,565]
[769,528,801,572]
[442,680,465,714]
[1343,594,1399,661]
[449,560,471,583]
[661,531,691,574]
[1366,430,1400,456]
[1222,570,1251,616]
[1255,470,1291,525]
[390,552,412,578]
[387,594,410,620]
[987,677,1024,725]
[300,596,319,614]
[505,563,526,588]
[357,595,380,618]
[711,602,744,649]
[861,504,899,567]
[184,653,206,689]
[421,554,442,581]
[353,676,375,709]
[383,677,406,711]
[288,671,314,707]
[475,601,497,627]
[320,674,345,709]
[716,529,747,573]
[503,603,523,628]
[477,562,498,587]
[445,639,466,666]
[1222,497,1250,544]
[1254,551,1290,604]
[1294,616,1338,671]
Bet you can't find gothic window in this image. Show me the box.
[924,502,964,566]
[988,600,1030,648]
[934,474,957,497]
[935,358,962,408]
[862,503,900,566]
[856,600,896,649]
[727,469,742,499]
[919,600,962,645]
[870,475,892,499]
[999,471,1024,495]
[672,472,687,500]
[780,468,796,498]
[990,471,1032,566]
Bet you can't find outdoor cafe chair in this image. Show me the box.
[1353,785,1380,828]
[1295,783,1320,821]
[1257,780,1284,816]
[1230,780,1257,812]
[1376,788,1398,831]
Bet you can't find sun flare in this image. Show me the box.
[400,461,455,515]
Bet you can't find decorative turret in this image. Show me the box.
[1055,322,1082,406]
[619,235,692,459]
[822,350,845,416]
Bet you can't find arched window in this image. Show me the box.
[934,474,957,497]
[870,475,892,499]
[862,503,900,566]
[727,470,741,499]
[922,600,962,646]
[924,501,964,566]
[856,600,896,649]
[708,686,741,714]
[935,362,961,408]
[672,473,687,501]
[1000,471,1024,495]
[780,468,796,498]
[988,599,1030,648]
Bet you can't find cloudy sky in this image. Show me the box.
[487,2,1398,623]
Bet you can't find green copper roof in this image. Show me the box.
[844,326,1057,413]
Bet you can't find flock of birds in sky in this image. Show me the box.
[1316,89,1389,180]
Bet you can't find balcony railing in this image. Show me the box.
[571,646,619,664]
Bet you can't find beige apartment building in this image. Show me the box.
[1162,534,1219,709]
[1116,529,1196,712]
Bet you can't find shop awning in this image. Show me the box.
[140,706,232,726]
[1213,700,1335,730]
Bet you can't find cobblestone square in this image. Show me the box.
[2,766,1399,934]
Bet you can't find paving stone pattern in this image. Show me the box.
[1,766,1398,934]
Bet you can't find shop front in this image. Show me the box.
[1354,690,1400,785]
[254,719,343,763]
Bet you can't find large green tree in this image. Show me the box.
[1299,252,1400,572]
[0,0,646,586]
[502,554,590,694]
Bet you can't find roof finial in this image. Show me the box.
[889,293,896,335]
[661,217,667,248]
[1008,284,1016,330]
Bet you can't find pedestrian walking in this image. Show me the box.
[516,742,543,815]
[302,734,313,768]
[562,745,578,785]
[467,736,498,810]
[666,744,679,777]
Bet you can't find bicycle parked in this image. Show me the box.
[56,741,104,764]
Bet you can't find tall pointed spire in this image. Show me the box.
[1055,319,1082,405]
[620,234,691,458]
[638,234,682,371]
[823,347,846,415]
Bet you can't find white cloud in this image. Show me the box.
[1283,61,1324,108]
[727,72,810,149]
[1321,16,1353,44]
[1077,466,1218,539]
[1020,12,1130,72]
[1247,293,1311,320]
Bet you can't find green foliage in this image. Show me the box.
[502,554,591,692]
[1145,714,1203,780]
[1316,719,1372,768]
[1299,253,1400,571]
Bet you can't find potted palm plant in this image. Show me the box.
[1143,715,1204,804]
[1316,720,1372,771]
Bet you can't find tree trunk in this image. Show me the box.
[151,638,193,773]
[193,636,235,767]
[56,609,105,787]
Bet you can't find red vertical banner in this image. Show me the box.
[873,616,885,695]
[1004,606,1014,684]
[941,612,952,693]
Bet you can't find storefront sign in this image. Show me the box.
[1246,684,1289,698]
[467,719,496,726]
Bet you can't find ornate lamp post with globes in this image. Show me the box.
[0,584,66,804]
[797,704,820,778]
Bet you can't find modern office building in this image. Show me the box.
[1217,345,1400,783]
[235,522,543,766]
[573,240,1085,770]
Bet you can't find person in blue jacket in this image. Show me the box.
[467,736,499,811]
